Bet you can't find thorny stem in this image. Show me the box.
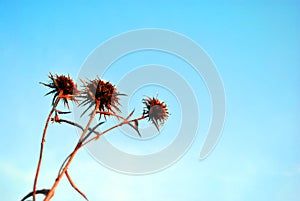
[33,96,61,201]
[44,102,100,201]
[52,118,100,136]
[82,114,148,146]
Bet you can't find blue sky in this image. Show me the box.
[0,1,299,201]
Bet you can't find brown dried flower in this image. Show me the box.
[80,79,122,117]
[143,97,169,130]
[40,73,78,108]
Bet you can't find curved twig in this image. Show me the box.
[81,121,105,143]
[65,170,89,201]
[52,118,100,135]
[21,189,50,201]
[58,154,71,176]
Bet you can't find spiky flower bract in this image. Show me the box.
[40,73,78,108]
[143,97,169,130]
[80,78,122,118]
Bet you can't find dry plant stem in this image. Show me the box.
[52,118,100,135]
[21,189,50,201]
[65,170,88,201]
[81,121,105,143]
[33,97,61,201]
[82,115,148,146]
[44,143,81,201]
[44,103,99,201]
[79,101,100,142]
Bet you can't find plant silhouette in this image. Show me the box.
[21,73,169,201]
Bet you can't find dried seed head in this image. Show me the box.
[80,79,122,117]
[40,73,78,108]
[143,97,169,130]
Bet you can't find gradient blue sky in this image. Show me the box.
[1,1,299,201]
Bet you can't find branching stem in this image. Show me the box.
[33,96,61,201]
[43,101,100,201]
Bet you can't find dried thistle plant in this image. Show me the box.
[143,96,169,131]
[31,73,78,201]
[22,73,169,201]
[40,73,78,109]
[79,78,123,118]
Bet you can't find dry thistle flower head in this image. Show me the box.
[143,96,169,131]
[80,78,122,118]
[40,73,78,108]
